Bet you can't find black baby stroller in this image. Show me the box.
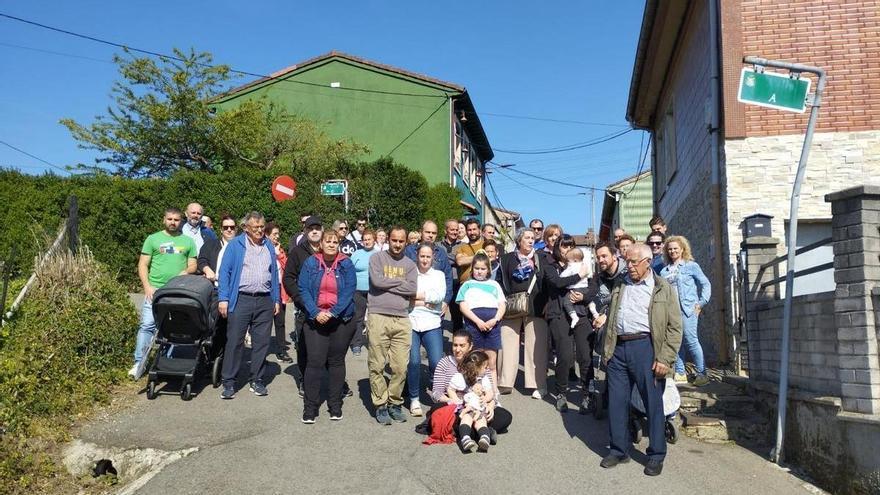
[145,275,223,401]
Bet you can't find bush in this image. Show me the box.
[424,184,465,227]
[0,247,137,491]
[0,157,462,287]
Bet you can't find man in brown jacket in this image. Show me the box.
[600,242,682,476]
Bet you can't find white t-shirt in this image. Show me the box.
[408,268,446,332]
[449,372,492,410]
[560,261,590,289]
[455,279,505,309]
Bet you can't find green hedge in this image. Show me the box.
[0,249,137,492]
[0,158,464,287]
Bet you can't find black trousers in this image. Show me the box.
[302,317,356,414]
[350,290,368,349]
[272,303,287,352]
[573,318,596,385]
[548,316,575,395]
[295,310,307,377]
[222,294,273,386]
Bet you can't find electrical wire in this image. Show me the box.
[622,131,651,196]
[0,140,71,175]
[0,12,451,99]
[0,41,114,64]
[384,100,447,157]
[489,161,609,193]
[490,167,583,197]
[465,110,628,128]
[492,128,633,155]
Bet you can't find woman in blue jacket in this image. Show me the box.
[660,235,712,386]
[297,230,357,423]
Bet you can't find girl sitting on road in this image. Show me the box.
[446,350,494,453]
[456,252,506,388]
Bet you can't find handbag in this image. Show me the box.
[502,254,539,319]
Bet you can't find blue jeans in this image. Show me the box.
[407,327,443,402]
[134,298,156,363]
[674,313,705,375]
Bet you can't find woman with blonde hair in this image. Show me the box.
[541,224,563,260]
[660,235,711,386]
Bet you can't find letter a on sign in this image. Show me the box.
[768,93,777,103]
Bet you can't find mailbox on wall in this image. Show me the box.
[743,213,773,239]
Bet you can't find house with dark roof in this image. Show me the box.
[211,51,494,219]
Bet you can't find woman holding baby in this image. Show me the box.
[543,234,591,413]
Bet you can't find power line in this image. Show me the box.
[384,100,447,157]
[492,128,633,155]
[623,131,651,196]
[489,162,610,193]
[466,110,628,128]
[491,167,583,197]
[0,140,71,175]
[0,41,114,64]
[0,12,451,99]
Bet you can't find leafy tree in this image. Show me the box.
[424,183,465,226]
[61,49,367,177]
[61,49,228,177]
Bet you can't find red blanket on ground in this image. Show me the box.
[423,404,457,445]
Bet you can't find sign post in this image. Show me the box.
[321,180,349,213]
[740,56,826,465]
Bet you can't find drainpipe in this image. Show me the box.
[708,0,730,364]
[448,95,454,188]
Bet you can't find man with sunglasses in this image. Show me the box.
[599,243,681,476]
[334,220,358,257]
[530,219,546,251]
[646,231,667,275]
[347,216,367,249]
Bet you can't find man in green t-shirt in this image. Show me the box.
[130,207,197,379]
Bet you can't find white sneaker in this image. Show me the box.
[531,389,544,400]
[410,400,423,417]
[128,363,139,379]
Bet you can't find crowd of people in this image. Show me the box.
[131,204,712,475]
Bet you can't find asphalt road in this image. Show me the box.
[84,299,818,494]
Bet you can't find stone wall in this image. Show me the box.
[748,293,840,397]
[724,130,880,260]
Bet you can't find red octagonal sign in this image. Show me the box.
[271,175,297,202]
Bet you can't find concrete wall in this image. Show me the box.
[748,292,840,396]
[739,186,880,494]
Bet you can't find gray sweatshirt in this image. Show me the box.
[368,250,418,317]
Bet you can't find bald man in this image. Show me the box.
[181,202,217,255]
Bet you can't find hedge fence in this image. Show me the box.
[0,158,465,287]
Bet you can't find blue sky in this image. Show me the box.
[0,1,647,234]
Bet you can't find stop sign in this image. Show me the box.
[271,175,297,202]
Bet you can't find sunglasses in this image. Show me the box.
[532,226,544,231]
[338,226,349,231]
[356,222,366,226]
[221,225,236,231]
[647,241,663,246]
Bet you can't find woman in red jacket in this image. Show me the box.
[266,223,293,363]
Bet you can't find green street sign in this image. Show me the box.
[738,68,811,113]
[321,181,346,196]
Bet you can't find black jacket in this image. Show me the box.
[282,239,318,311]
[542,260,584,320]
[197,237,222,274]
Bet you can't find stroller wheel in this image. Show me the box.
[212,354,223,388]
[666,417,679,444]
[146,381,157,400]
[181,382,193,401]
[629,416,643,443]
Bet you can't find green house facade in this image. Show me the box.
[211,51,494,220]
[599,170,653,242]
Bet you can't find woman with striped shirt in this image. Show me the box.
[430,330,513,436]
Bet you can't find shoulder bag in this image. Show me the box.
[502,254,539,319]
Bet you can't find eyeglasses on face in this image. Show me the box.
[626,257,649,266]
[338,226,348,231]
[221,225,236,231]
[357,222,366,226]
[647,241,663,246]
[532,226,544,231]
